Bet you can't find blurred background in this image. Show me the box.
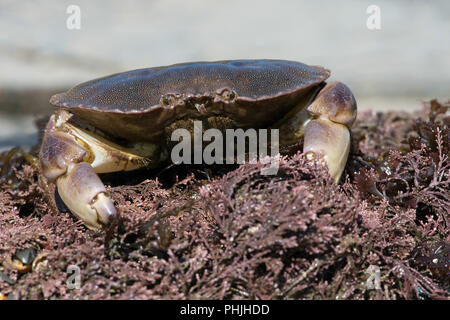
[0,0,449,151]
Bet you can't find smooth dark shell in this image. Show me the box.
[50,60,330,141]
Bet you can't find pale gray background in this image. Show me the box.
[0,0,449,151]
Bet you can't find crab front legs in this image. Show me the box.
[39,114,118,229]
[303,82,357,182]
[280,82,357,182]
[39,111,158,229]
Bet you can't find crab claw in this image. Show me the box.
[40,113,119,230]
[303,82,357,182]
[56,162,118,229]
[303,118,350,182]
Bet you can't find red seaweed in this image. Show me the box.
[0,100,448,299]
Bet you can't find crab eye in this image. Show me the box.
[161,96,169,105]
[220,89,236,101]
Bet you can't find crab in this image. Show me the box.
[39,59,357,230]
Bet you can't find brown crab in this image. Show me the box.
[39,59,357,230]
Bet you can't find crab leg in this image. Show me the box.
[39,115,117,229]
[278,82,356,182]
[39,111,158,229]
[303,119,350,182]
[55,162,117,229]
[303,82,357,182]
